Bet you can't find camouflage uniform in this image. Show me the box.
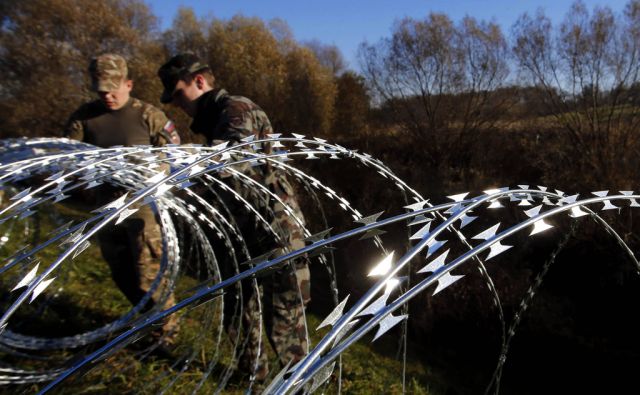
[190,88,311,373]
[65,97,180,147]
[65,54,181,342]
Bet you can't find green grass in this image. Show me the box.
[0,203,441,394]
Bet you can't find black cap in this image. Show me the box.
[158,53,210,104]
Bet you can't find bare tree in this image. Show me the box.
[358,13,510,175]
[512,0,640,187]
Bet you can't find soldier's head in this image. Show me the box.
[158,53,215,117]
[89,53,133,111]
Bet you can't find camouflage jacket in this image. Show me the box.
[190,89,272,145]
[191,89,306,252]
[64,97,180,147]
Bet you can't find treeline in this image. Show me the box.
[1,0,640,193]
[0,0,345,140]
[3,3,640,388]
[359,0,640,193]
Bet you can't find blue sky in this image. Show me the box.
[149,0,630,70]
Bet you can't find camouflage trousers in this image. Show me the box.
[229,255,310,379]
[219,163,311,377]
[97,204,179,343]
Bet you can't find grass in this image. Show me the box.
[0,202,441,394]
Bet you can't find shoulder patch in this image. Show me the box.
[163,121,181,144]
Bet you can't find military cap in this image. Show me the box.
[158,53,210,104]
[89,54,128,92]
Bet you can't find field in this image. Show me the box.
[0,201,440,394]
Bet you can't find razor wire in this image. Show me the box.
[0,134,398,391]
[0,136,637,394]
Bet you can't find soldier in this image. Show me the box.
[64,54,181,350]
[157,53,310,380]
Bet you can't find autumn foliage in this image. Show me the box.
[0,0,639,194]
[2,2,640,392]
